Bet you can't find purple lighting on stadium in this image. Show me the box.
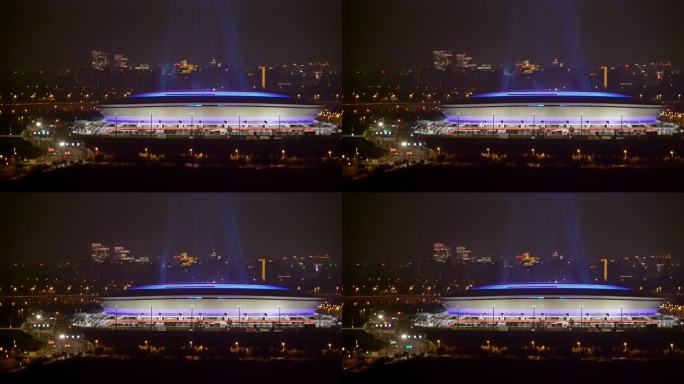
[445,116,657,124]
[445,308,657,316]
[131,283,288,291]
[103,116,316,124]
[473,91,631,98]
[104,308,316,316]
[472,283,631,291]
[130,90,289,98]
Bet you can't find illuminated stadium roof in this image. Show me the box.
[110,90,296,105]
[131,90,289,99]
[472,91,631,99]
[460,282,641,298]
[98,282,322,317]
[112,282,296,298]
[441,282,662,317]
[132,283,288,291]
[436,90,665,130]
[472,283,630,291]
[458,90,645,106]
[92,90,326,131]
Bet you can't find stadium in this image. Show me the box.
[73,283,337,329]
[413,283,676,329]
[73,90,336,136]
[419,91,676,135]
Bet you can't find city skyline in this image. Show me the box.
[1,0,341,71]
[344,0,684,72]
[344,193,684,265]
[1,193,342,264]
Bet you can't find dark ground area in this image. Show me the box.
[346,165,684,192]
[0,163,342,192]
[2,356,341,384]
[345,356,684,384]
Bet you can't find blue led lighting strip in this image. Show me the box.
[131,283,289,291]
[472,283,631,291]
[473,91,630,99]
[130,90,288,99]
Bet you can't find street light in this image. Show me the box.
[620,306,623,328]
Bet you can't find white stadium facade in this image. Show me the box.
[73,283,337,329]
[413,283,677,329]
[73,90,336,136]
[418,91,677,135]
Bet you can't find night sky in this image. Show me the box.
[1,193,341,263]
[344,193,684,265]
[344,0,684,71]
[1,0,341,71]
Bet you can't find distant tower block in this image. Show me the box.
[602,66,608,89]
[260,66,267,89]
[601,258,608,281]
[259,258,267,281]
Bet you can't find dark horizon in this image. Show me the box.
[344,0,684,72]
[344,193,684,266]
[1,193,342,264]
[1,0,341,71]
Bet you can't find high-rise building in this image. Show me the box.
[516,251,540,268]
[476,256,493,264]
[455,53,476,70]
[433,50,452,71]
[112,246,134,263]
[516,59,540,75]
[174,251,198,267]
[91,50,109,71]
[113,54,130,70]
[90,243,110,263]
[433,243,451,263]
[454,246,475,263]
[174,59,199,75]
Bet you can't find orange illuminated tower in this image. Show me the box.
[259,258,266,281]
[259,66,267,89]
[601,258,608,281]
[601,66,608,89]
